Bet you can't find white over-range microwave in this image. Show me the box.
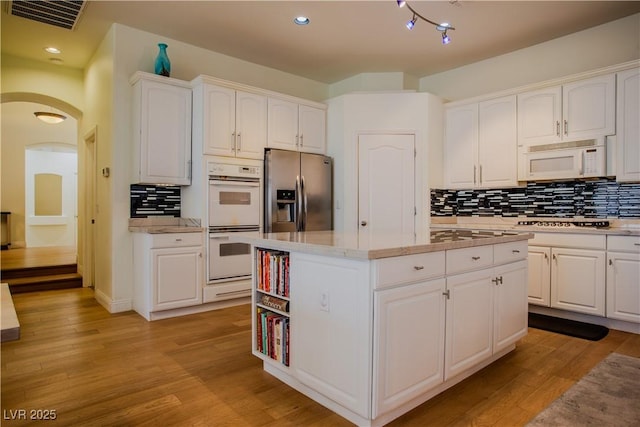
[522,137,610,181]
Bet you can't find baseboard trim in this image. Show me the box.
[94,288,132,313]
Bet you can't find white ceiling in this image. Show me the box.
[2,1,640,84]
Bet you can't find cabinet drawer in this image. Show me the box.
[494,241,528,264]
[607,235,640,253]
[530,232,605,250]
[446,245,493,275]
[374,252,445,289]
[150,232,203,248]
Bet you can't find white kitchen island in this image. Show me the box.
[233,229,533,427]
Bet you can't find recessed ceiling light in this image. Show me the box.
[44,46,61,54]
[294,16,310,25]
[49,58,64,65]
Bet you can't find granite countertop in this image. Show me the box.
[128,217,204,234]
[431,217,640,237]
[230,229,533,260]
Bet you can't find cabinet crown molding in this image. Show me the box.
[445,59,640,108]
[191,74,327,110]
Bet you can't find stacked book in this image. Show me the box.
[256,307,290,366]
[256,248,290,297]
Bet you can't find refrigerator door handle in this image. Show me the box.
[301,175,307,231]
[295,175,302,231]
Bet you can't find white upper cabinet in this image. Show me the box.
[445,95,517,189]
[444,103,478,189]
[518,74,615,147]
[267,98,326,154]
[616,67,640,182]
[478,96,518,187]
[131,73,192,185]
[193,82,266,159]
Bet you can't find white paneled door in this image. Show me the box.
[358,134,415,244]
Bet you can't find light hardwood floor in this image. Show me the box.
[1,288,639,426]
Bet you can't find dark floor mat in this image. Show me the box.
[528,312,609,341]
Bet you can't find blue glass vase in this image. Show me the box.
[154,43,171,77]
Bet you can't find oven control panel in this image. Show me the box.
[208,162,261,179]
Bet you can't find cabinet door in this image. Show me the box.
[267,98,298,151]
[373,278,445,417]
[563,74,615,140]
[478,96,517,187]
[290,253,371,418]
[235,91,267,159]
[298,105,326,154]
[527,246,551,306]
[445,104,478,188]
[152,246,203,311]
[494,261,528,353]
[551,248,605,316]
[517,86,562,146]
[203,84,236,156]
[139,80,192,185]
[607,252,640,323]
[616,67,640,182]
[445,268,493,380]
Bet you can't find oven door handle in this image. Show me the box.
[209,180,259,187]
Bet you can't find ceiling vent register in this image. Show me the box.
[8,0,86,30]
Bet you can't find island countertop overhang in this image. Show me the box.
[230,229,534,260]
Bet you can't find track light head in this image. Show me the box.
[406,15,417,30]
[397,0,406,7]
[442,31,451,45]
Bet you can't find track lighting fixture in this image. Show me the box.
[397,0,455,44]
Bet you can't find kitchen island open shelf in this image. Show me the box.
[237,229,533,427]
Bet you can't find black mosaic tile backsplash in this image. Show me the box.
[431,179,640,218]
[130,184,181,218]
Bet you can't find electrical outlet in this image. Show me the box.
[320,291,330,312]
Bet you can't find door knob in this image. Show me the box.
[361,220,367,226]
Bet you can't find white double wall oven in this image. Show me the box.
[205,160,261,302]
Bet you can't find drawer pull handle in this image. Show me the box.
[512,250,520,254]
[472,256,481,261]
[175,238,183,242]
[635,243,640,246]
[414,266,424,270]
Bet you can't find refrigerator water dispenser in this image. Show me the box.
[276,189,296,223]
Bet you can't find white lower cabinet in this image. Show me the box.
[493,260,529,352]
[527,233,606,316]
[527,246,551,306]
[551,247,605,316]
[445,268,494,380]
[133,232,204,320]
[607,236,640,323]
[373,278,446,417]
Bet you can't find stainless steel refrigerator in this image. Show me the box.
[264,148,332,232]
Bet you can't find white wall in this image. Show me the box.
[326,92,442,234]
[419,13,640,102]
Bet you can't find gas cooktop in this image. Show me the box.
[516,220,610,228]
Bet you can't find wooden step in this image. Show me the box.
[1,263,77,279]
[7,273,83,294]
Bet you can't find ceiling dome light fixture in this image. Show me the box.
[397,1,455,44]
[34,112,67,124]
[44,46,61,54]
[294,16,310,25]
